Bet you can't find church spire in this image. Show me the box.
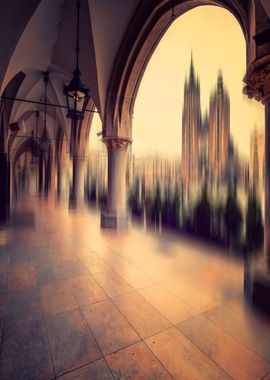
[189,52,195,86]
[217,68,224,93]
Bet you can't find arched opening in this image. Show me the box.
[104,1,249,138]
[129,5,264,244]
[12,137,45,199]
[86,110,107,207]
[101,3,264,250]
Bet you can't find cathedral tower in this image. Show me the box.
[208,71,230,183]
[181,55,201,188]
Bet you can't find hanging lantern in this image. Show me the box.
[64,69,89,120]
[64,0,89,121]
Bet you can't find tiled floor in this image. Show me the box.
[0,196,270,379]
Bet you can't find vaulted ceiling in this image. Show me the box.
[0,0,269,162]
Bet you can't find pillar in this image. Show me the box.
[265,100,270,271]
[38,156,44,194]
[57,160,67,199]
[101,138,131,228]
[243,59,270,310]
[70,156,86,204]
[0,152,10,222]
[44,151,51,195]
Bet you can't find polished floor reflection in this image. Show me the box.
[0,197,270,379]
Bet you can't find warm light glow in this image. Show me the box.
[131,5,264,158]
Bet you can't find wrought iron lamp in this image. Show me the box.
[64,0,89,120]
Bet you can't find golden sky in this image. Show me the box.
[90,5,264,158]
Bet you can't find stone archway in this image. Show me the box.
[11,137,45,199]
[103,0,249,141]
[101,0,251,228]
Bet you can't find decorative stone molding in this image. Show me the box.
[103,138,131,151]
[243,60,270,104]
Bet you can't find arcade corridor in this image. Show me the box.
[1,1,270,378]
[0,197,270,379]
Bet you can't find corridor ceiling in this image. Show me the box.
[0,0,269,160]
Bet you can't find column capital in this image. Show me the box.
[103,137,132,151]
[243,56,270,104]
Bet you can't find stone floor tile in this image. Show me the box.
[0,268,8,297]
[4,286,42,324]
[0,256,9,272]
[177,314,270,380]
[40,280,77,316]
[204,302,270,362]
[0,318,54,380]
[46,308,102,376]
[57,259,89,279]
[68,275,107,306]
[58,358,113,379]
[105,341,172,379]
[145,327,230,380]
[1,198,270,379]
[44,248,76,263]
[92,269,134,297]
[162,278,219,312]
[113,291,171,338]
[8,264,37,290]
[82,299,140,355]
[9,247,41,266]
[263,371,270,380]
[77,253,111,273]
[139,284,197,324]
[113,264,156,290]
[37,261,67,284]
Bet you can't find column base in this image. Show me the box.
[101,210,128,229]
[68,197,85,210]
[253,269,270,313]
[244,255,270,314]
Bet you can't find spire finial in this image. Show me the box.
[217,69,224,92]
[189,51,195,84]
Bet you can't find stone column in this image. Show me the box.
[70,156,86,204]
[244,59,270,310]
[38,156,44,194]
[265,99,270,270]
[101,138,131,228]
[244,60,270,267]
[0,152,10,222]
[44,152,50,196]
[57,160,67,199]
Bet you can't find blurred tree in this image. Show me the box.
[193,184,211,237]
[171,186,181,228]
[129,176,143,216]
[212,204,224,242]
[162,185,172,226]
[246,190,264,251]
[151,182,162,226]
[224,178,243,248]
